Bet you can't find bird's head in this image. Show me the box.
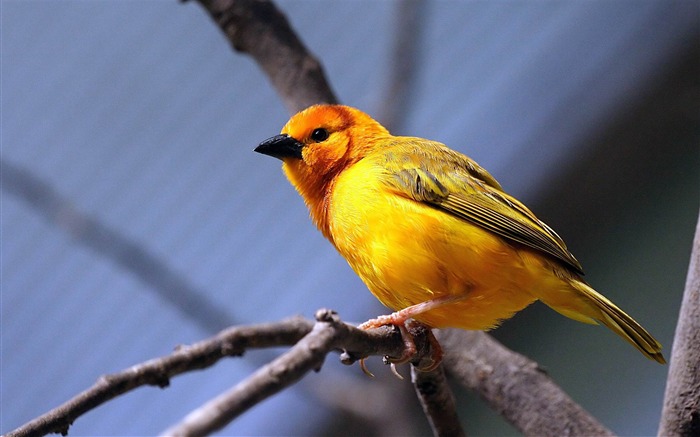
[255,104,390,190]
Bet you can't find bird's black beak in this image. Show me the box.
[255,134,304,160]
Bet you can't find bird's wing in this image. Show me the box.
[382,140,584,274]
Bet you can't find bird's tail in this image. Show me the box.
[543,279,666,364]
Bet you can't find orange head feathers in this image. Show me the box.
[257,104,389,173]
[255,104,390,234]
[256,104,665,364]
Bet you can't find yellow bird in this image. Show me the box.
[255,104,665,365]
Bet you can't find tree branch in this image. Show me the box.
[161,309,412,436]
[658,209,700,436]
[4,317,312,437]
[195,0,338,113]
[412,365,466,437]
[437,329,614,436]
[161,312,340,437]
[161,310,448,436]
[6,311,435,437]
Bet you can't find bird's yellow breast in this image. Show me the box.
[327,156,539,330]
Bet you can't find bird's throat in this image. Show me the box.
[283,160,337,244]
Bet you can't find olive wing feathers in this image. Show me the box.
[382,140,584,274]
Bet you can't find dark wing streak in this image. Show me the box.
[386,165,584,275]
[439,194,584,274]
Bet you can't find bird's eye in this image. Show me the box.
[310,128,329,142]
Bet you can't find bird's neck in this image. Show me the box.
[283,160,337,243]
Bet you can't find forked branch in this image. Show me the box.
[6,311,439,437]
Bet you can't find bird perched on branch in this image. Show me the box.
[255,104,665,369]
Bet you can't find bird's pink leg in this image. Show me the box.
[358,294,466,375]
[358,294,466,330]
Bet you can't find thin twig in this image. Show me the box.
[4,317,313,437]
[161,310,341,436]
[161,318,340,436]
[658,210,700,436]
[161,309,441,436]
[412,365,466,437]
[5,312,423,437]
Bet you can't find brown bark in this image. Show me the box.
[658,211,700,436]
[196,0,338,113]
[438,329,614,436]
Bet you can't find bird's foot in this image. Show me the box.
[357,317,443,378]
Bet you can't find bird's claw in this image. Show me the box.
[359,358,375,378]
[356,317,442,378]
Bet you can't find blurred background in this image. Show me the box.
[2,0,698,435]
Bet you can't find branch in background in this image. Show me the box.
[376,0,426,134]
[0,159,235,334]
[658,211,700,436]
[437,329,614,436]
[307,372,419,437]
[195,0,338,113]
